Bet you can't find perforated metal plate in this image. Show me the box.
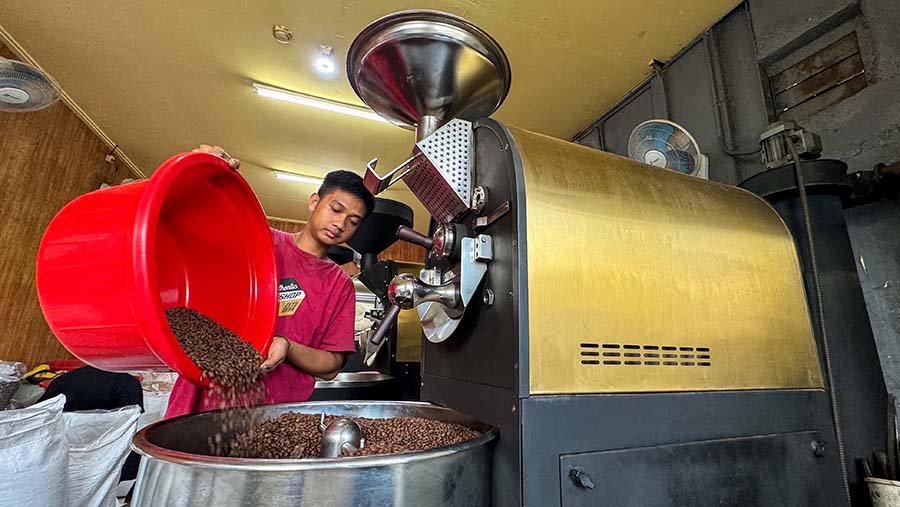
[404,119,472,222]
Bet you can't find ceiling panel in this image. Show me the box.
[0,0,739,230]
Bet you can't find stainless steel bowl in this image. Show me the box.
[131,401,496,506]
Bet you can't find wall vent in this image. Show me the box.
[771,31,867,120]
[580,343,711,367]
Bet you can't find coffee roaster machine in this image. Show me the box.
[347,10,879,506]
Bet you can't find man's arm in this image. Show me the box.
[260,337,347,380]
[284,340,346,380]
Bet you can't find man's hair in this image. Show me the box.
[317,170,375,219]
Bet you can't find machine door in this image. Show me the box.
[560,431,837,506]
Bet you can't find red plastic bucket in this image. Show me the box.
[36,152,277,387]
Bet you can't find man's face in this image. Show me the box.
[306,189,367,247]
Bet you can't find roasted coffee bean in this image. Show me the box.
[166,308,480,460]
[229,413,323,459]
[165,307,269,455]
[229,413,480,459]
[165,307,264,393]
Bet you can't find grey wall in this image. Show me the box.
[847,203,900,397]
[751,0,900,174]
[575,0,900,397]
[574,5,771,184]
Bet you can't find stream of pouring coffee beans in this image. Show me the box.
[165,307,268,454]
[165,307,264,393]
[166,307,480,459]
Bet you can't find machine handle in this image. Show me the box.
[388,273,458,310]
[397,226,434,250]
[368,304,401,346]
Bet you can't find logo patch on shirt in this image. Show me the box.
[278,277,305,316]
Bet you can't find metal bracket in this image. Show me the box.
[420,268,441,285]
[471,186,488,214]
[419,235,492,343]
[473,234,493,262]
[364,119,474,220]
[460,236,491,307]
[362,153,426,195]
[473,201,510,231]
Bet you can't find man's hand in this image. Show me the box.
[192,144,240,170]
[260,336,290,373]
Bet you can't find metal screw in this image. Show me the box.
[483,289,495,308]
[471,186,487,213]
[569,468,595,490]
[511,405,517,412]
[812,440,826,457]
[508,290,514,299]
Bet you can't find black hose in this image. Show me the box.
[788,140,850,502]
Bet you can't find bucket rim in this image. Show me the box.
[129,152,277,387]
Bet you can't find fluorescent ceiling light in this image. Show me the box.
[273,171,323,185]
[252,82,388,123]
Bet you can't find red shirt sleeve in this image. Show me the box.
[318,276,356,353]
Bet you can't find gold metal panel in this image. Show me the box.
[396,262,425,362]
[510,127,823,394]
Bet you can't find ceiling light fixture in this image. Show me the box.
[314,57,335,74]
[314,44,336,75]
[273,170,324,185]
[252,82,389,123]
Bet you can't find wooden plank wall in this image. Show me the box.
[380,238,425,264]
[0,43,128,367]
[266,217,304,234]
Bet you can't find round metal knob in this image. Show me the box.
[388,273,458,310]
[430,223,456,260]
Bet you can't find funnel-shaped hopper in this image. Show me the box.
[347,10,511,136]
[347,198,414,262]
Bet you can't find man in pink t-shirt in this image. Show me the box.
[165,146,374,418]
